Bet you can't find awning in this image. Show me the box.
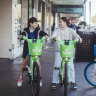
[50,0,87,16]
[49,0,86,5]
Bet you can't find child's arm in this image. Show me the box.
[71,29,82,43]
[18,35,23,39]
[18,30,27,39]
[51,28,58,40]
[38,29,48,37]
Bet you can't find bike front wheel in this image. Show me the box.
[31,61,40,96]
[84,61,96,87]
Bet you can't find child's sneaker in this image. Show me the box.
[51,83,56,90]
[40,77,42,87]
[17,78,23,87]
[70,83,77,90]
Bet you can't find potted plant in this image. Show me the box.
[79,21,87,26]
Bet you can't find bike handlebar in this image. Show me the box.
[54,38,79,45]
[22,36,45,42]
[22,36,27,40]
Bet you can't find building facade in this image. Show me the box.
[0,0,54,59]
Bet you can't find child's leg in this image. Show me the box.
[38,60,42,86]
[70,57,75,83]
[38,62,41,77]
[17,56,29,87]
[20,56,29,77]
[52,52,62,84]
[69,58,77,90]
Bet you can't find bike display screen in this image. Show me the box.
[65,40,70,45]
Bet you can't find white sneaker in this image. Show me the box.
[40,77,42,87]
[17,78,23,87]
[51,83,56,90]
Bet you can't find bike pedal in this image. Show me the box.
[60,82,63,86]
[26,73,30,77]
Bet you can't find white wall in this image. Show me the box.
[0,0,12,58]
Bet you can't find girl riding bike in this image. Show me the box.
[51,17,82,90]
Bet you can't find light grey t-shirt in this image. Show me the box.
[52,27,81,51]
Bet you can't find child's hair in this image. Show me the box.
[60,17,69,26]
[28,17,38,27]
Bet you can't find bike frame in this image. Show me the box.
[30,56,39,80]
[61,59,70,82]
[55,38,79,83]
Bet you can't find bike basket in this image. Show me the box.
[60,44,74,58]
[94,45,96,56]
[28,39,43,56]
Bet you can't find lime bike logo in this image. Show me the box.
[32,47,41,52]
[63,49,71,54]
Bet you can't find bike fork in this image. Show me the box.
[30,57,34,80]
[64,63,68,96]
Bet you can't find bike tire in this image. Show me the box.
[31,61,40,96]
[84,61,96,87]
[64,63,68,96]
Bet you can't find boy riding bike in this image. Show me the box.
[17,17,48,87]
[51,17,82,90]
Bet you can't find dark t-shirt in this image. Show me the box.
[30,32,35,39]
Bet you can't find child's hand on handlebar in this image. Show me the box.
[79,38,82,43]
[18,35,23,39]
[51,37,56,41]
[45,35,50,42]
[45,35,49,39]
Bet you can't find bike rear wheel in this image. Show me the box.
[84,61,96,87]
[64,63,68,96]
[31,61,40,96]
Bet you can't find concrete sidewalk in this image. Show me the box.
[0,42,96,96]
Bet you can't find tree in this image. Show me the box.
[79,21,87,26]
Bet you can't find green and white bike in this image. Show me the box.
[22,36,45,96]
[55,38,79,96]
